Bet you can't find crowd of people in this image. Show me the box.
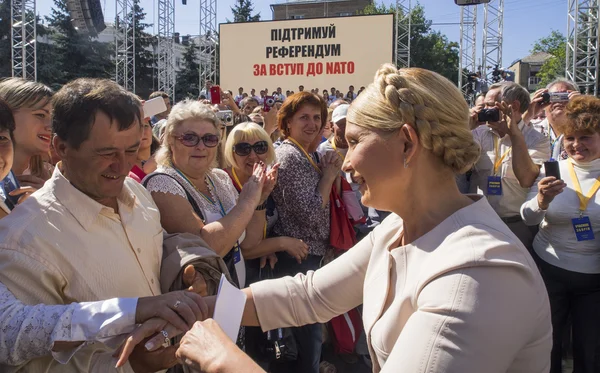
[0,62,597,373]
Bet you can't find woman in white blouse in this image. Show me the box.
[173,65,553,372]
[521,95,600,373]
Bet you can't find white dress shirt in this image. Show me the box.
[521,158,600,274]
[0,165,163,372]
[0,281,137,365]
[470,121,551,217]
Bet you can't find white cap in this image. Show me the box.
[332,104,350,124]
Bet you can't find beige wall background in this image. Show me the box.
[219,14,394,94]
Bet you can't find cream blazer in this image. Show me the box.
[250,196,552,373]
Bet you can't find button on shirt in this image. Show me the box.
[0,165,163,372]
[470,121,550,218]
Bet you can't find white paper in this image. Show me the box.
[213,273,247,342]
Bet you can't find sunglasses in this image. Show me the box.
[175,133,219,148]
[233,141,269,156]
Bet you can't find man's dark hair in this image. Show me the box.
[0,98,16,139]
[52,78,142,149]
[149,91,169,100]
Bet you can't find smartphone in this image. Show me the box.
[217,110,233,126]
[1,170,20,210]
[263,96,275,112]
[143,97,168,119]
[544,159,561,180]
[210,86,221,105]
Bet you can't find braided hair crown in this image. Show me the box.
[354,64,480,174]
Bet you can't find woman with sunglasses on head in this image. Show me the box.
[143,100,277,290]
[0,78,54,190]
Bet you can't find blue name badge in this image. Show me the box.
[572,217,595,241]
[487,176,503,196]
[233,244,241,264]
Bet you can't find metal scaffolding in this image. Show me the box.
[11,0,37,81]
[199,0,218,87]
[482,0,504,83]
[157,0,175,99]
[567,0,600,95]
[459,5,477,103]
[115,0,136,92]
[395,0,411,68]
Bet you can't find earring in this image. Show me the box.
[404,158,409,169]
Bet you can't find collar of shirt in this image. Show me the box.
[50,163,137,231]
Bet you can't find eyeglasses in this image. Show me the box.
[233,141,269,156]
[175,133,219,148]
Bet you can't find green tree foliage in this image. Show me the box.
[129,0,156,98]
[531,30,567,87]
[175,40,200,99]
[45,0,114,86]
[360,3,460,84]
[229,0,261,23]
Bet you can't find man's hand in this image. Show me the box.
[183,264,208,296]
[136,291,209,333]
[16,174,46,190]
[128,338,178,373]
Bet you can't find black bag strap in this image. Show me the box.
[143,173,205,222]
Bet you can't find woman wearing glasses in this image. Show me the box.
[143,100,277,289]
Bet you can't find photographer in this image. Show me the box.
[470,82,550,251]
[526,79,580,160]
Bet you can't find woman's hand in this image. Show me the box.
[176,319,261,373]
[537,176,567,210]
[9,186,37,204]
[136,291,209,333]
[263,106,279,135]
[320,151,342,182]
[239,162,267,207]
[16,174,46,190]
[281,237,309,264]
[259,163,279,204]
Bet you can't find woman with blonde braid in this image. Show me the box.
[155,65,554,373]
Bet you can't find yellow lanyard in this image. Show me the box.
[287,137,321,173]
[493,137,512,176]
[231,167,243,191]
[330,139,344,159]
[567,160,600,216]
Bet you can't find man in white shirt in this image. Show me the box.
[199,79,213,99]
[470,82,550,251]
[274,87,285,102]
[528,79,580,161]
[233,87,244,105]
[0,78,200,373]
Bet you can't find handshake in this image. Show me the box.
[112,265,235,372]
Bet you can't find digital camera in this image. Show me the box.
[478,108,500,123]
[217,110,233,126]
[541,92,569,104]
[263,96,275,112]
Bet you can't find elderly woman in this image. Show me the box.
[0,78,54,189]
[175,65,552,373]
[143,100,276,289]
[521,95,600,373]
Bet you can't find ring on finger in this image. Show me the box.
[173,300,181,309]
[161,329,170,347]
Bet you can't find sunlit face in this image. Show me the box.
[564,130,600,162]
[0,129,14,181]
[170,119,219,175]
[12,101,52,155]
[232,136,269,176]
[342,120,405,210]
[140,121,153,151]
[474,95,485,111]
[545,83,571,125]
[243,101,258,115]
[57,111,142,207]
[287,104,321,147]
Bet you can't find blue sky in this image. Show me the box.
[37,0,567,68]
